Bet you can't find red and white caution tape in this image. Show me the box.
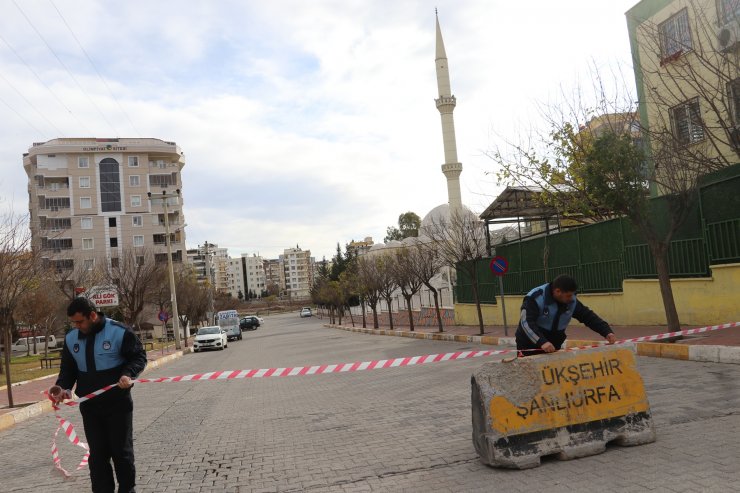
[45,393,90,478]
[49,320,739,477]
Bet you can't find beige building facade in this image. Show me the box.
[24,138,186,273]
[280,247,314,300]
[627,0,740,194]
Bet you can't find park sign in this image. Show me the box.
[85,285,119,308]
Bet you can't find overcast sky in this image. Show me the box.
[0,0,639,260]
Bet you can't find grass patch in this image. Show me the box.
[1,353,59,385]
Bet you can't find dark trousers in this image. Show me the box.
[81,407,136,493]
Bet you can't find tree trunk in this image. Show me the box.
[361,300,367,329]
[432,289,444,333]
[471,278,485,336]
[3,328,13,408]
[371,305,379,329]
[404,295,415,331]
[348,305,355,327]
[386,298,394,330]
[652,244,681,331]
[338,306,343,325]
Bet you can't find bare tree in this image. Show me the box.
[375,254,398,330]
[176,266,209,339]
[410,242,446,332]
[15,268,66,357]
[392,247,424,331]
[101,248,167,329]
[0,211,43,407]
[356,256,382,329]
[47,251,106,301]
[422,208,488,335]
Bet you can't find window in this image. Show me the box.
[136,255,144,266]
[129,175,140,187]
[80,197,92,209]
[128,156,139,167]
[659,9,692,58]
[99,158,121,212]
[132,215,143,227]
[82,238,94,250]
[79,176,90,189]
[81,217,93,229]
[133,235,144,247]
[110,237,118,247]
[109,217,117,228]
[78,157,89,168]
[718,0,740,25]
[111,257,119,268]
[83,259,95,271]
[671,98,704,145]
[131,195,142,207]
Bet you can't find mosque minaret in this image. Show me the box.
[434,11,463,213]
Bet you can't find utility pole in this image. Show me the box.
[204,240,214,324]
[148,190,182,350]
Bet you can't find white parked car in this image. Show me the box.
[11,335,57,353]
[300,307,312,318]
[193,326,228,352]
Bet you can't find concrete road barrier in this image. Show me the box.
[471,344,656,469]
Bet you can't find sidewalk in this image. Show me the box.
[0,341,191,416]
[319,316,740,346]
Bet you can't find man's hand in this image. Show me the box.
[48,385,71,403]
[605,333,618,345]
[118,375,133,389]
[541,342,557,353]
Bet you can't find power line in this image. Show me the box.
[49,0,142,137]
[0,71,64,137]
[11,0,120,136]
[0,34,94,135]
[0,93,47,136]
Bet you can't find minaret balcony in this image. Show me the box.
[435,95,457,110]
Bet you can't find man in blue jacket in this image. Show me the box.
[49,297,147,493]
[516,274,617,357]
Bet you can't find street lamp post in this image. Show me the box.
[148,189,182,350]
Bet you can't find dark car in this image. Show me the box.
[239,316,260,331]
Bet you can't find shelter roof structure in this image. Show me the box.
[479,185,574,223]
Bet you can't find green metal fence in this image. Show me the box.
[455,164,740,304]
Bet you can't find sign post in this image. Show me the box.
[489,256,509,336]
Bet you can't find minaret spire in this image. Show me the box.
[434,11,463,213]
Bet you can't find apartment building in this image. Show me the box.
[280,247,314,299]
[24,138,186,273]
[627,0,740,194]
[242,254,266,298]
[263,258,286,296]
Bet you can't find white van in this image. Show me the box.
[10,335,57,353]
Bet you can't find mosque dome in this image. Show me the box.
[421,203,478,230]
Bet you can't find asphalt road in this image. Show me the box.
[1,313,739,492]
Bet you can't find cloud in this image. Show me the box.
[0,0,639,260]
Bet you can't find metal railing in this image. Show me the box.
[706,218,740,263]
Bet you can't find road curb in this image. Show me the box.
[0,347,192,433]
[324,324,740,365]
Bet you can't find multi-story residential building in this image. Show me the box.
[242,254,266,298]
[627,0,740,195]
[227,257,245,299]
[263,258,286,296]
[185,242,229,295]
[280,247,314,300]
[24,138,186,273]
